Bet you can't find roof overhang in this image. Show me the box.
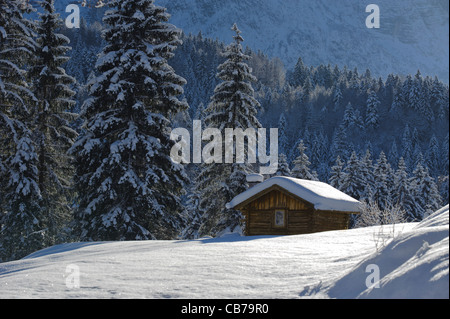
[226,177,361,214]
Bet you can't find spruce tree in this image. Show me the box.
[30,0,77,245]
[359,149,375,202]
[333,86,343,111]
[276,153,291,177]
[341,151,366,200]
[278,113,288,155]
[329,155,346,190]
[70,0,188,241]
[373,151,394,210]
[0,131,43,261]
[197,23,261,237]
[291,140,318,181]
[410,163,441,220]
[0,0,43,261]
[205,23,260,131]
[392,157,415,215]
[425,135,440,177]
[365,90,380,129]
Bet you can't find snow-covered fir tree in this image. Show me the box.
[330,124,350,161]
[204,24,260,131]
[425,135,440,177]
[196,23,261,237]
[333,86,343,110]
[291,140,318,181]
[365,90,380,129]
[392,157,415,215]
[180,183,202,240]
[372,151,394,210]
[276,153,291,177]
[357,149,375,202]
[329,156,346,190]
[0,0,43,261]
[30,0,77,245]
[70,0,188,241]
[410,162,441,221]
[0,132,44,261]
[340,151,366,200]
[278,113,288,155]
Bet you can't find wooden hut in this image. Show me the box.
[226,176,361,236]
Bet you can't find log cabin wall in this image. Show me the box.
[240,187,352,236]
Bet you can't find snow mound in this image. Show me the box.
[0,207,446,299]
[227,176,361,213]
[327,205,449,299]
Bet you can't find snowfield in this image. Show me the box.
[0,206,448,299]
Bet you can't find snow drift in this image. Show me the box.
[328,205,449,299]
[0,206,448,299]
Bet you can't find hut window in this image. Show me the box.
[274,210,286,227]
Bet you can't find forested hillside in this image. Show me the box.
[1,0,448,262]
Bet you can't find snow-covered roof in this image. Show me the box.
[226,176,361,213]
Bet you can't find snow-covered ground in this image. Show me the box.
[0,206,448,299]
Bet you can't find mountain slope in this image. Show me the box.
[31,0,449,81]
[158,0,449,82]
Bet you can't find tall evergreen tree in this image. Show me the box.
[410,162,441,221]
[333,86,343,111]
[30,0,77,245]
[372,151,394,210]
[278,113,288,155]
[0,0,43,261]
[197,23,261,237]
[329,155,346,190]
[365,90,380,129]
[276,153,291,177]
[425,135,440,177]
[341,151,366,200]
[70,0,188,241]
[204,24,260,131]
[291,140,318,181]
[291,57,308,87]
[392,157,415,215]
[359,149,375,202]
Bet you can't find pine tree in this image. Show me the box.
[442,133,449,177]
[0,131,44,261]
[180,183,203,240]
[0,0,43,261]
[329,155,346,190]
[425,135,440,177]
[205,23,260,131]
[410,162,441,221]
[30,0,77,245]
[359,149,375,202]
[291,57,308,87]
[291,140,318,181]
[401,124,413,169]
[330,124,350,161]
[373,151,394,210]
[365,90,380,129]
[70,0,188,241]
[197,23,261,237]
[278,113,288,155]
[437,175,449,206]
[388,141,399,166]
[392,157,415,216]
[341,151,366,200]
[276,153,291,177]
[333,86,343,110]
